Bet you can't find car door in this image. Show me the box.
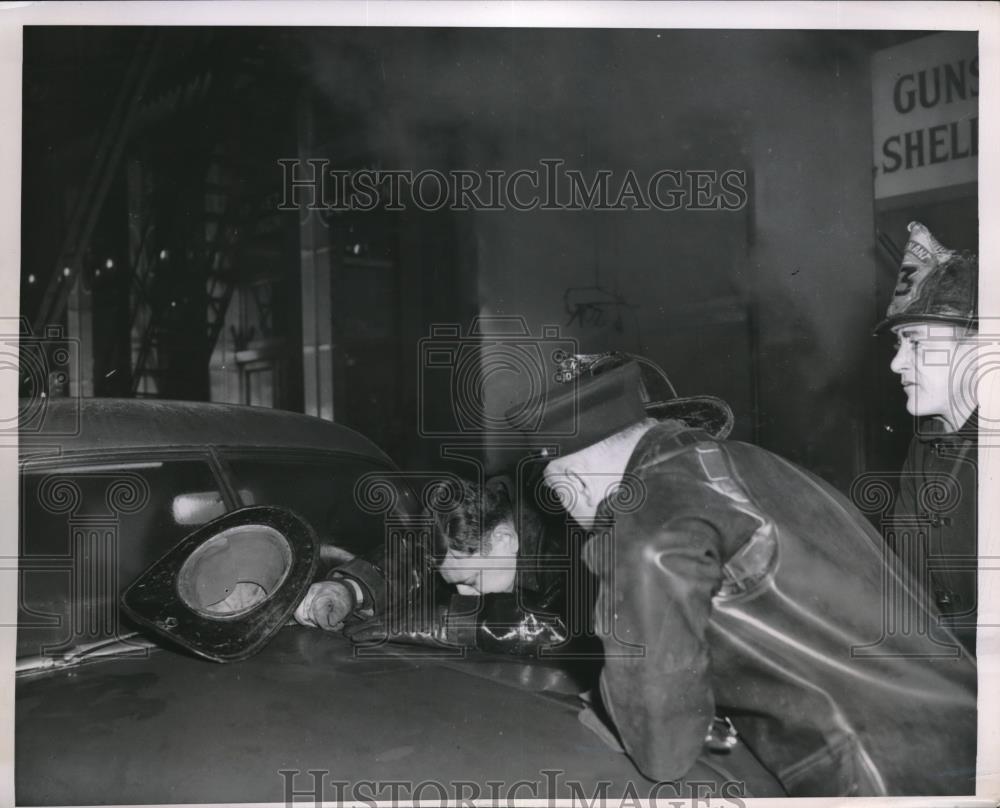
[16,450,232,662]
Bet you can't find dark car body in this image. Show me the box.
[15,398,775,804]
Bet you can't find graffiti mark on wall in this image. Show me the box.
[564,286,639,332]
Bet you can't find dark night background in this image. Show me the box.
[20,26,979,493]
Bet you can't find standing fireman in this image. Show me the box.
[877,221,979,655]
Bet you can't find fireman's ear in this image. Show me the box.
[121,506,317,663]
[489,522,519,557]
[485,474,513,502]
[570,469,597,507]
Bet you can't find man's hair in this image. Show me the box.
[430,479,512,556]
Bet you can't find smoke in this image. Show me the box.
[292,29,760,171]
[290,28,891,489]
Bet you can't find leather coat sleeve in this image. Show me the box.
[587,460,760,782]
[345,591,570,657]
[326,558,385,614]
[326,518,437,619]
[472,591,570,655]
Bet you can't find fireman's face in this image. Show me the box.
[542,457,602,529]
[437,521,519,595]
[889,323,978,427]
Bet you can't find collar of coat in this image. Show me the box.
[917,409,979,444]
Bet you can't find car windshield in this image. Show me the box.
[17,456,226,660]
[222,452,415,559]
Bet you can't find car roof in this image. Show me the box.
[18,398,393,463]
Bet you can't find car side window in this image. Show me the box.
[18,457,225,659]
[222,453,399,558]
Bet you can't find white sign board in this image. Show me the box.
[872,31,978,200]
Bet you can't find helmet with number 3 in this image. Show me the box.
[876,221,977,333]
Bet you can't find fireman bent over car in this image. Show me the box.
[297,349,976,797]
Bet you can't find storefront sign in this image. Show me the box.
[872,32,978,200]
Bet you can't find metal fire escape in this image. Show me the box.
[30,30,284,400]
[129,34,284,399]
[128,140,249,398]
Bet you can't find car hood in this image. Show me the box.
[16,627,649,804]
